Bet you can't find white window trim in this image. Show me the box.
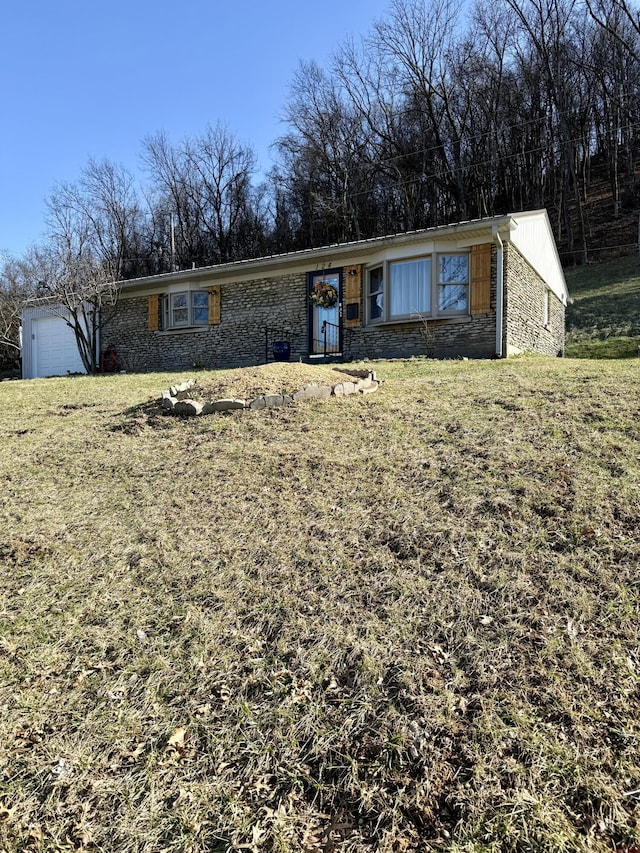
[366,252,470,325]
[161,289,209,330]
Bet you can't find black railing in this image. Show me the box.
[266,320,352,362]
[312,320,341,357]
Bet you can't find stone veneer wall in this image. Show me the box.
[344,313,496,360]
[106,273,309,371]
[504,244,565,357]
[106,247,506,369]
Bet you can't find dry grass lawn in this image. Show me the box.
[565,255,640,358]
[1,356,639,852]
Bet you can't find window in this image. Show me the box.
[171,293,189,326]
[367,253,469,322]
[162,291,209,329]
[438,255,468,313]
[390,258,431,318]
[192,292,209,324]
[369,266,384,321]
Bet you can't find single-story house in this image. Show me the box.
[22,209,568,377]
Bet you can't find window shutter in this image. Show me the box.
[208,286,221,325]
[471,244,492,314]
[148,294,160,331]
[343,264,362,328]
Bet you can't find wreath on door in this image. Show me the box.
[310,280,338,309]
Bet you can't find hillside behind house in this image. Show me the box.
[565,253,640,358]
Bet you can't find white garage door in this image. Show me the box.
[32,315,86,378]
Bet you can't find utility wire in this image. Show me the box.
[282,99,640,173]
[289,118,640,208]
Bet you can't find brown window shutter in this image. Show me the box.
[343,264,362,328]
[208,287,221,325]
[471,244,492,314]
[148,294,160,331]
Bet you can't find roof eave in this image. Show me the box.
[120,214,517,291]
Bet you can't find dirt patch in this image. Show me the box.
[0,538,51,567]
[191,362,364,401]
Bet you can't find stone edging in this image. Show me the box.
[160,369,380,416]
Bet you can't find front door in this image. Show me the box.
[309,270,341,356]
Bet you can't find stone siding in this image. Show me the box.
[107,273,309,371]
[107,242,565,369]
[344,313,497,360]
[345,247,497,360]
[504,245,565,357]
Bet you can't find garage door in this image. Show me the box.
[31,315,86,378]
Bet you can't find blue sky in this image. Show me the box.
[0,0,391,258]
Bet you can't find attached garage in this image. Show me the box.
[21,306,87,379]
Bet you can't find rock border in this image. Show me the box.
[160,370,380,417]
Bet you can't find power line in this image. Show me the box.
[559,241,640,256]
[288,118,640,209]
[282,95,640,174]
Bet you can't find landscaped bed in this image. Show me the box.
[161,363,379,415]
[190,361,361,401]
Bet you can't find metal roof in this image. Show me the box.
[117,209,567,302]
[120,213,518,290]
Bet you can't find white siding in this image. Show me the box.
[21,305,88,379]
[510,210,568,305]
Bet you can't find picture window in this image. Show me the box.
[367,253,469,323]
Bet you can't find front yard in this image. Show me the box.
[1,357,639,852]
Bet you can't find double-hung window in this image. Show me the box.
[438,255,469,313]
[369,266,384,321]
[162,291,209,329]
[367,253,469,323]
[192,292,209,324]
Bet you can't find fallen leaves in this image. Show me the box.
[2,360,640,852]
[166,726,188,753]
[119,740,147,764]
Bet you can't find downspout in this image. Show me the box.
[493,225,504,358]
[19,324,24,379]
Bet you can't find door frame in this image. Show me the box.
[307,268,343,356]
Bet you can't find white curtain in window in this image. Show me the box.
[390,259,431,317]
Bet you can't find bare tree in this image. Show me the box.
[46,159,148,281]
[501,0,590,258]
[143,124,265,266]
[21,245,119,374]
[0,255,31,369]
[374,0,472,221]
[585,0,640,57]
[333,34,436,232]
[277,59,377,244]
